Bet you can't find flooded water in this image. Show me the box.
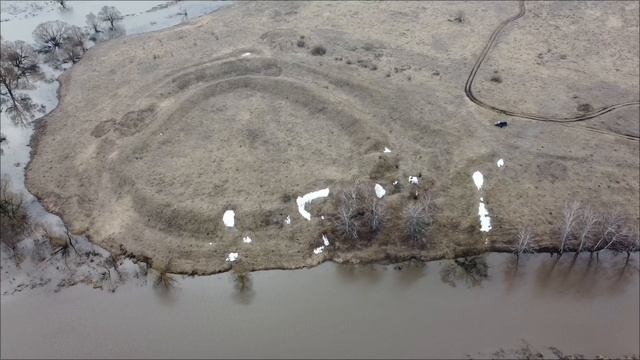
[2,253,638,359]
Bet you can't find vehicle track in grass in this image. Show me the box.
[464,0,640,141]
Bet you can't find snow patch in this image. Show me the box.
[392,180,398,186]
[296,188,330,221]
[408,176,419,184]
[285,215,291,225]
[225,252,239,262]
[243,236,252,244]
[374,184,386,198]
[322,234,330,246]
[384,147,392,153]
[313,246,325,255]
[241,52,251,57]
[472,171,484,190]
[223,210,235,227]
[208,242,213,246]
[497,159,504,168]
[478,202,492,232]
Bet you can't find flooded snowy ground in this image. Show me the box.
[0,0,226,295]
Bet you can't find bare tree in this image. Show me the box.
[32,20,70,53]
[335,188,361,241]
[98,6,124,31]
[513,227,534,258]
[0,61,20,110]
[366,197,385,234]
[2,41,39,79]
[559,201,581,254]
[576,206,598,254]
[53,0,67,9]
[61,43,82,64]
[404,194,433,246]
[85,12,102,34]
[0,177,30,255]
[66,25,88,53]
[592,209,625,252]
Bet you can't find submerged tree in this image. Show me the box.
[85,12,102,34]
[439,256,489,288]
[66,25,88,54]
[98,6,123,31]
[0,41,39,121]
[0,177,30,256]
[33,20,70,53]
[2,41,39,79]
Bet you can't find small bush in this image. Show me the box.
[403,194,434,247]
[310,45,326,56]
[490,75,502,83]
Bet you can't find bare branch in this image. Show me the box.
[560,201,581,254]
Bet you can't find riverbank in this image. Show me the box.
[24,1,639,274]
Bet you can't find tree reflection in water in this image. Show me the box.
[439,256,488,288]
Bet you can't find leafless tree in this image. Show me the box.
[366,197,386,234]
[0,61,20,111]
[85,12,102,34]
[559,201,581,254]
[1,40,39,119]
[33,20,70,53]
[153,259,176,290]
[335,188,361,241]
[61,43,82,64]
[576,206,598,254]
[2,41,39,79]
[98,6,123,31]
[592,209,625,252]
[66,25,88,53]
[513,227,534,258]
[0,177,30,255]
[404,194,433,247]
[53,0,68,9]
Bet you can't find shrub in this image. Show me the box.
[310,45,326,56]
[403,194,433,247]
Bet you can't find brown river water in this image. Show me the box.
[1,253,638,359]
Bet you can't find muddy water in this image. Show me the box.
[1,253,638,359]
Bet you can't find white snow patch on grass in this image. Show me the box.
[313,246,325,255]
[472,171,484,190]
[392,180,398,186]
[225,252,239,262]
[296,188,330,221]
[497,159,504,168]
[243,236,252,244]
[223,210,235,227]
[408,176,419,184]
[208,242,213,246]
[322,234,330,246]
[374,184,386,198]
[384,147,392,153]
[241,52,251,57]
[285,215,291,225]
[478,202,492,232]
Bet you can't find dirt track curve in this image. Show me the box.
[464,0,640,141]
